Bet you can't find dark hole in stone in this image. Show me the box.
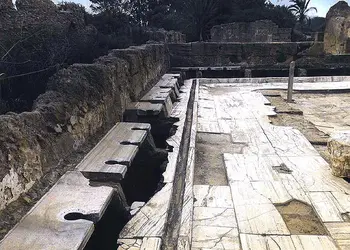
[120,141,138,146]
[148,118,179,149]
[64,212,93,222]
[84,194,129,250]
[131,127,149,131]
[105,160,121,165]
[344,177,350,183]
[121,133,168,204]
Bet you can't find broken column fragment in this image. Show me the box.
[328,131,350,177]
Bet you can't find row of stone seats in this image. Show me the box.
[124,73,185,147]
[124,73,184,121]
[0,73,184,250]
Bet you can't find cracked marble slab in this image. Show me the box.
[235,203,290,235]
[193,185,234,208]
[240,234,296,250]
[291,235,338,250]
[193,207,237,228]
[309,192,345,222]
[281,156,350,193]
[261,125,319,157]
[119,183,173,238]
[224,153,281,182]
[192,226,240,249]
[325,222,350,250]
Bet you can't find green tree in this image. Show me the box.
[288,0,317,24]
[176,0,219,41]
[90,0,125,14]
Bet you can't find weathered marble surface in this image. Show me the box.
[117,237,162,250]
[325,222,350,250]
[192,226,240,249]
[119,183,173,238]
[193,185,234,208]
[0,171,114,250]
[187,81,350,249]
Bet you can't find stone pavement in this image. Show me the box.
[185,79,350,249]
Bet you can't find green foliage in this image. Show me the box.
[288,0,317,24]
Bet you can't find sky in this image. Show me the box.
[270,0,345,17]
[12,0,349,17]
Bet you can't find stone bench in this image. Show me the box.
[124,74,182,121]
[77,122,151,182]
[328,131,350,177]
[155,74,181,98]
[0,122,159,249]
[0,171,114,250]
[172,66,241,71]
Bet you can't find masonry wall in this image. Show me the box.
[210,20,292,43]
[169,42,301,67]
[0,44,169,210]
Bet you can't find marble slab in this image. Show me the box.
[0,171,114,250]
[224,153,281,182]
[261,125,319,157]
[193,207,237,228]
[192,226,240,250]
[117,237,161,250]
[309,192,344,222]
[291,235,338,250]
[119,183,173,238]
[240,234,296,250]
[235,203,290,235]
[325,222,350,250]
[193,185,233,208]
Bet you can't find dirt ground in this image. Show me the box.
[276,200,327,235]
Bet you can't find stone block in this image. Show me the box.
[328,131,350,177]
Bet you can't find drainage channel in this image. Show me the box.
[162,80,196,249]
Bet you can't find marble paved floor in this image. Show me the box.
[186,81,350,250]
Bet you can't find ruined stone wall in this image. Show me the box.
[142,28,186,43]
[169,42,301,67]
[0,0,86,42]
[210,20,291,43]
[0,44,169,210]
[324,1,350,55]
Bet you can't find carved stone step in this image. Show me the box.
[0,171,114,250]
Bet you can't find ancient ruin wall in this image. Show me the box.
[211,20,292,43]
[324,1,350,55]
[168,42,299,67]
[0,0,86,41]
[142,28,186,43]
[0,44,169,210]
